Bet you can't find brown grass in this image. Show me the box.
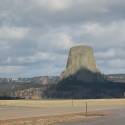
[0,99,122,125]
[0,99,125,108]
[0,111,108,125]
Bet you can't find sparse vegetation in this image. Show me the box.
[0,99,125,125]
[0,99,125,108]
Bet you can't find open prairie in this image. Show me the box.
[0,99,125,125]
[0,99,125,107]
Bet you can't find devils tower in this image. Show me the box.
[41,45,125,99]
[61,45,101,82]
[62,45,99,77]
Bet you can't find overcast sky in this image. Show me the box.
[0,0,125,77]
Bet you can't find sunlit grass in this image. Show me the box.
[0,99,125,108]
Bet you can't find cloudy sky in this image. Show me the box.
[0,0,125,77]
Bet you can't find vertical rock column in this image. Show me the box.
[62,45,100,79]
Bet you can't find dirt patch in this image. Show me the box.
[0,111,108,125]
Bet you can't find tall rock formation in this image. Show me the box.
[43,46,125,99]
[61,45,101,82]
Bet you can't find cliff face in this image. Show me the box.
[0,76,59,99]
[12,88,45,99]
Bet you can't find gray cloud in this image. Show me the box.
[0,0,125,77]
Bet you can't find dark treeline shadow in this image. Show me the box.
[0,96,24,100]
[43,68,125,99]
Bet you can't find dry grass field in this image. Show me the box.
[0,99,125,108]
[0,99,125,125]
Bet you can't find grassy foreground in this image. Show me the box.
[0,112,107,125]
[0,99,124,125]
[0,99,125,107]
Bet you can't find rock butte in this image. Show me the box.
[62,45,100,78]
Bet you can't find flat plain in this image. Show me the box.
[0,99,125,125]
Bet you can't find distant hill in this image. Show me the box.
[44,69,125,99]
[0,76,59,99]
[0,74,125,99]
[106,74,125,83]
